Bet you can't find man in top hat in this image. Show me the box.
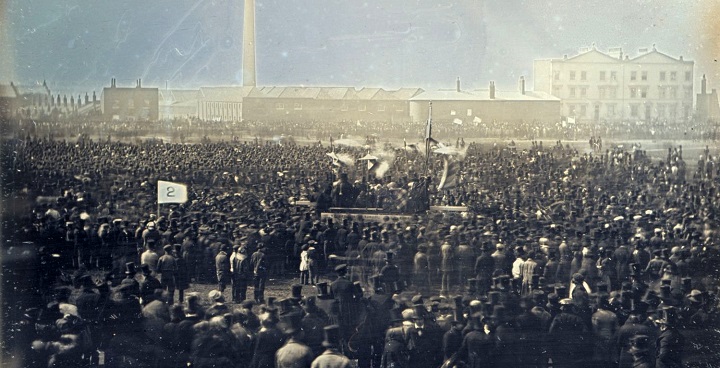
[616,300,657,368]
[302,296,331,357]
[629,335,654,368]
[138,263,161,304]
[655,307,684,368]
[311,325,352,368]
[380,251,401,293]
[454,312,493,368]
[315,282,339,326]
[591,294,619,366]
[232,245,251,303]
[548,298,592,366]
[276,311,315,368]
[156,244,177,303]
[251,304,285,368]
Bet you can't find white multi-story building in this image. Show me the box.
[534,45,694,123]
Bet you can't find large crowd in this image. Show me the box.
[2,130,720,368]
[2,116,720,143]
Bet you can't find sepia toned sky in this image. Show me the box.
[2,0,718,92]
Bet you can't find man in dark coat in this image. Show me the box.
[138,264,161,304]
[311,325,352,368]
[656,307,684,368]
[474,244,495,294]
[173,244,190,304]
[454,312,494,368]
[330,264,359,342]
[276,311,315,368]
[232,245,252,303]
[548,298,592,366]
[251,243,269,303]
[215,244,231,297]
[156,244,177,303]
[379,252,401,293]
[615,301,656,368]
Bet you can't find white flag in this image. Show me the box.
[473,116,482,123]
[158,180,188,204]
[453,118,463,125]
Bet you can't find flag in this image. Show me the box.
[158,180,188,204]
[473,116,482,123]
[453,118,463,125]
[437,157,458,191]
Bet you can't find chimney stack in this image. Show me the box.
[489,81,496,99]
[243,0,257,87]
[519,76,526,95]
[93,91,97,103]
[702,74,707,94]
[85,93,89,104]
[456,77,461,92]
[111,78,115,88]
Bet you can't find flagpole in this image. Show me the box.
[425,101,433,170]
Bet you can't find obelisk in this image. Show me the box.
[242,0,257,87]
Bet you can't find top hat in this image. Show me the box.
[279,311,304,335]
[140,264,152,275]
[629,335,651,354]
[125,262,137,275]
[656,306,679,326]
[490,305,507,323]
[277,298,296,316]
[291,284,303,300]
[322,325,342,348]
[389,308,404,324]
[316,282,331,298]
[554,285,568,299]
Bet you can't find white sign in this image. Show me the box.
[157,181,188,204]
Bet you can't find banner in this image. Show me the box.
[453,118,463,125]
[157,181,188,204]
[437,157,458,191]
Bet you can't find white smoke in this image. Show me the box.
[374,161,390,178]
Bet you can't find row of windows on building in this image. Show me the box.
[203,102,242,118]
[554,70,692,82]
[566,102,690,118]
[273,102,405,112]
[111,99,152,109]
[553,86,693,99]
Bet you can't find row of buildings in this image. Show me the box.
[3,46,719,124]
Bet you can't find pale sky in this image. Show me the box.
[2,0,718,92]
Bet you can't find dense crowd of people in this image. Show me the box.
[2,116,719,143]
[2,131,720,367]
